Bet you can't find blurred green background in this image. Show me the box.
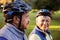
[0,0,60,40]
[26,10,60,40]
[0,10,60,40]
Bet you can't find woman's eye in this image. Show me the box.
[46,20,49,22]
[42,20,44,22]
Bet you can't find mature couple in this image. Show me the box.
[0,0,53,40]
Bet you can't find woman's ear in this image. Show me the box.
[36,17,38,22]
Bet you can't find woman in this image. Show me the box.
[29,9,53,40]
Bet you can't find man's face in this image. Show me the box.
[20,13,30,29]
[13,13,30,30]
[36,16,51,31]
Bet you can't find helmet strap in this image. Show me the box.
[18,13,24,31]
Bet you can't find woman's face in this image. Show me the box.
[36,16,51,31]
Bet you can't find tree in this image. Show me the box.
[24,0,60,11]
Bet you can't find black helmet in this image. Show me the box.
[3,0,31,15]
[36,9,52,18]
[37,9,50,13]
[3,0,31,23]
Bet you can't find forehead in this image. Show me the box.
[36,16,51,20]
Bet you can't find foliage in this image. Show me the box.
[24,0,60,11]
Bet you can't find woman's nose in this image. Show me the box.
[43,21,47,25]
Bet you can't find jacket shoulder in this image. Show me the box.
[0,37,8,40]
[29,34,41,40]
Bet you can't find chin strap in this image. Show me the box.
[18,13,23,31]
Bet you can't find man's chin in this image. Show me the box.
[24,27,28,30]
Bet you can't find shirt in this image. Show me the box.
[0,23,27,40]
[29,26,52,40]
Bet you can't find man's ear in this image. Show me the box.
[13,16,20,22]
[12,16,20,28]
[13,16,19,23]
[13,16,17,22]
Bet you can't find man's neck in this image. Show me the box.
[12,23,25,32]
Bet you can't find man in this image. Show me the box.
[0,0,31,40]
[29,9,53,40]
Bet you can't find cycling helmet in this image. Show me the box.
[3,0,31,16]
[3,0,31,23]
[36,9,52,18]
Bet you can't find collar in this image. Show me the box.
[35,26,50,35]
[5,23,25,37]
